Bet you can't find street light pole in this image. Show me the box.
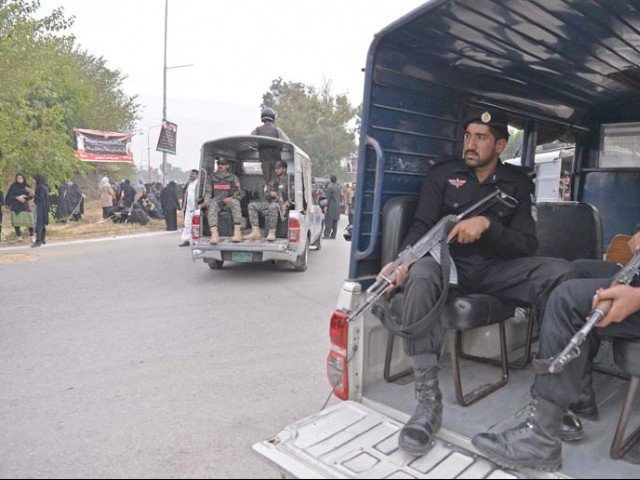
[162,0,169,185]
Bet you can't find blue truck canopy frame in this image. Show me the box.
[350,0,640,282]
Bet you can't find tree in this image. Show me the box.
[261,78,359,178]
[0,0,139,189]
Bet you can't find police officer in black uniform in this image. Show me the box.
[251,108,290,185]
[383,109,579,456]
[473,232,640,472]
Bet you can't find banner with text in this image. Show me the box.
[74,129,133,163]
[156,120,178,155]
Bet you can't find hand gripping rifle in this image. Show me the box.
[346,188,518,324]
[534,250,640,374]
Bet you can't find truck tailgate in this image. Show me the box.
[253,401,523,479]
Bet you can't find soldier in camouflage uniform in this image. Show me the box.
[245,160,291,242]
[204,158,243,244]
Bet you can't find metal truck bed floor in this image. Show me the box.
[363,359,640,479]
[253,401,526,479]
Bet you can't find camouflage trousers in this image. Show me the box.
[248,201,278,230]
[208,199,242,227]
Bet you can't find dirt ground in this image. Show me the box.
[0,200,179,248]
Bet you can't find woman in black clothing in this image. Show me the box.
[32,174,50,248]
[0,188,4,241]
[160,181,180,231]
[5,173,35,242]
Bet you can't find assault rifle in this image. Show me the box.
[535,249,640,374]
[346,188,518,323]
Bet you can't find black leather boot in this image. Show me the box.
[559,411,584,442]
[398,368,442,455]
[472,397,564,472]
[568,366,598,420]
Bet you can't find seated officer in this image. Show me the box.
[473,232,640,471]
[245,160,290,242]
[381,109,578,456]
[203,158,242,244]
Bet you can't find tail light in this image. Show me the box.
[192,211,200,241]
[288,217,301,243]
[327,350,348,400]
[330,310,349,349]
[327,309,350,400]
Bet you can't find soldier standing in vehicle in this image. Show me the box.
[473,231,640,472]
[245,160,290,242]
[204,158,242,244]
[381,110,578,456]
[251,108,290,185]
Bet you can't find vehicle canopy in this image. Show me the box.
[197,135,314,213]
[351,0,640,282]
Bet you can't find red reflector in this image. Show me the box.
[327,350,348,400]
[288,217,301,243]
[330,310,349,349]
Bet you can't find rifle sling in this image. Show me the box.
[374,222,454,340]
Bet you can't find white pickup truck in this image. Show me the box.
[251,1,640,478]
[190,136,324,272]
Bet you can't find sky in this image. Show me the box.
[39,0,427,172]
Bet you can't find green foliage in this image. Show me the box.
[261,78,360,178]
[0,0,139,189]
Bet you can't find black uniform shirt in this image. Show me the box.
[403,158,538,261]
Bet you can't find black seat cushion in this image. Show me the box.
[536,202,603,261]
[613,339,640,377]
[382,195,516,332]
[389,292,517,332]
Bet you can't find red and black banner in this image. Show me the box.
[74,129,133,163]
[156,120,178,155]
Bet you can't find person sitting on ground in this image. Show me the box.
[203,158,243,244]
[245,160,289,242]
[110,201,130,224]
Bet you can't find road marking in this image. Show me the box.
[0,231,175,252]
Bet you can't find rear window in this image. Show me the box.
[600,122,640,168]
[242,161,263,175]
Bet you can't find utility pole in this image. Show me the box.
[162,0,168,185]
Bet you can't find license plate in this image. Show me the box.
[232,252,253,263]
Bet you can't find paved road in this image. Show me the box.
[0,220,350,478]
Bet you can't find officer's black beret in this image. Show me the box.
[463,109,509,138]
[275,160,287,169]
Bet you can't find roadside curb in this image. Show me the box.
[0,230,176,252]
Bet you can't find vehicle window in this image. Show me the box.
[242,161,263,175]
[600,122,640,168]
[502,126,524,163]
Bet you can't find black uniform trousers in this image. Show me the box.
[401,255,578,361]
[324,217,339,238]
[534,276,640,408]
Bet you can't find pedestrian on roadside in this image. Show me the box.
[179,170,199,247]
[32,174,49,248]
[323,175,342,239]
[99,177,115,219]
[63,182,85,221]
[5,173,35,242]
[121,179,136,208]
[0,186,4,241]
[160,181,180,231]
